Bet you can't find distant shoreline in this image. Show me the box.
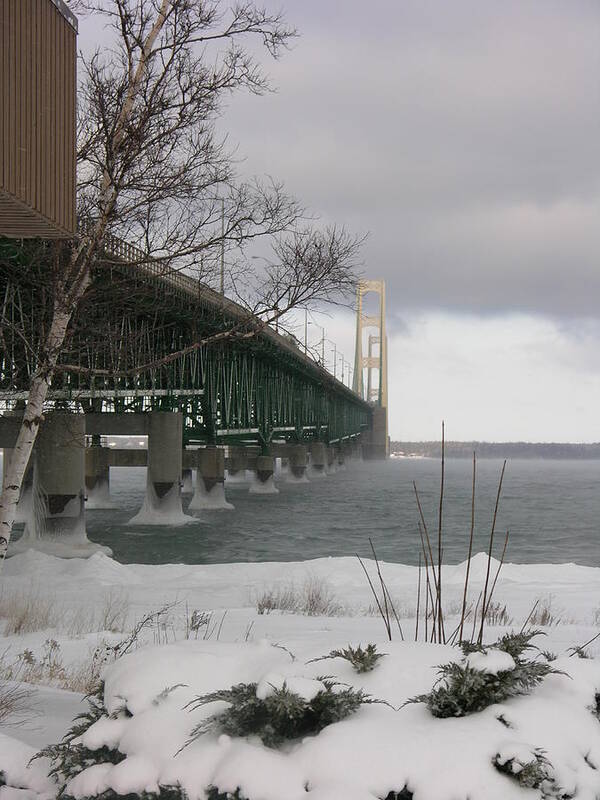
[391,441,600,459]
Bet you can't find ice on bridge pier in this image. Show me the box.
[8,413,111,558]
[128,413,191,527]
[189,446,234,511]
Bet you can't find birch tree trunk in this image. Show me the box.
[0,306,73,565]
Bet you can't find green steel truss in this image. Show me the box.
[0,238,370,447]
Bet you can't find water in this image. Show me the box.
[63,458,600,566]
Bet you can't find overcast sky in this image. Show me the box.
[217,0,600,441]
[79,2,600,441]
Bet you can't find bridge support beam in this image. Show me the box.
[286,444,308,483]
[85,439,112,509]
[309,441,327,477]
[250,454,278,494]
[226,446,248,483]
[10,413,111,558]
[189,447,233,511]
[129,412,190,526]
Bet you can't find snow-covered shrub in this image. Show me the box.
[411,631,563,718]
[186,677,376,748]
[309,643,386,673]
[37,683,127,789]
[1,732,57,799]
[205,788,246,800]
[493,746,565,798]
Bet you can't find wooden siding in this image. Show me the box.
[0,0,77,238]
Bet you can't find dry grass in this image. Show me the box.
[0,602,222,696]
[255,576,345,617]
[485,602,513,626]
[0,681,36,726]
[527,597,562,627]
[0,589,58,636]
[0,649,36,726]
[0,587,131,637]
[0,639,110,695]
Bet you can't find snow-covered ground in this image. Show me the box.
[1,549,600,799]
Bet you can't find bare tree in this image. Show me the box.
[0,0,362,563]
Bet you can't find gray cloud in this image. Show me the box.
[219,0,600,323]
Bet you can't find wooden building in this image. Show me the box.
[0,0,77,238]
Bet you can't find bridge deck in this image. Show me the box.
[0,235,371,445]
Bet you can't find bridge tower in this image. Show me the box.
[353,280,389,459]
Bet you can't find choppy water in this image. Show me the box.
[16,457,598,566]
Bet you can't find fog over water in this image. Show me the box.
[30,458,600,567]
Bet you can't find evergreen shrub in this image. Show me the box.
[36,683,126,790]
[37,685,184,800]
[309,643,386,673]
[186,678,377,748]
[493,749,568,798]
[410,631,563,718]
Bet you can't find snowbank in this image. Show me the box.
[2,551,600,799]
[0,734,55,800]
[4,550,600,628]
[27,640,600,800]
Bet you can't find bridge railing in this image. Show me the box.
[100,232,203,298]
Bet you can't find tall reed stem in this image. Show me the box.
[415,552,422,641]
[478,460,507,645]
[483,530,509,620]
[458,452,476,643]
[437,422,445,643]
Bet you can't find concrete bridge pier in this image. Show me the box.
[85,439,112,508]
[249,453,279,494]
[10,413,111,558]
[336,443,346,470]
[226,446,248,483]
[189,446,233,510]
[129,412,190,526]
[348,438,362,462]
[286,444,308,483]
[309,441,327,477]
[326,446,337,475]
[181,468,194,494]
[361,406,388,460]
